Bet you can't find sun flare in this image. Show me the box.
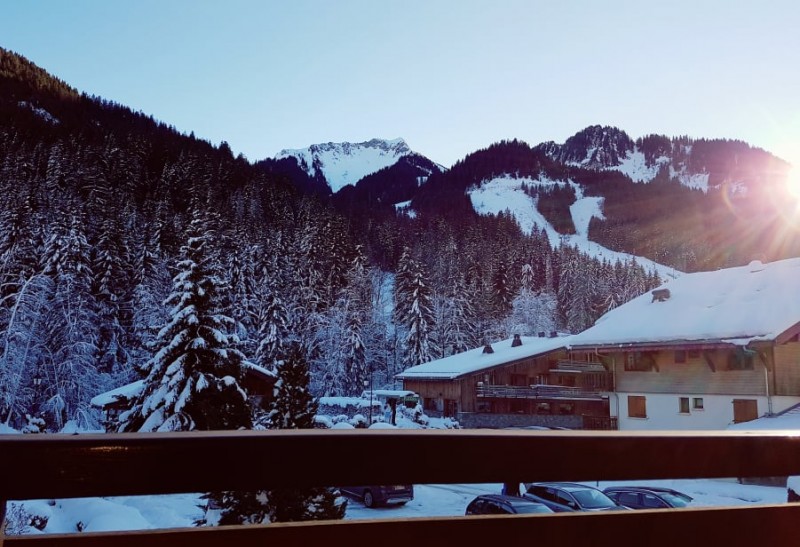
[787,163,800,199]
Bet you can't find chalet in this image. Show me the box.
[396,333,616,430]
[569,258,800,430]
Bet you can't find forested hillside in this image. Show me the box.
[0,48,737,434]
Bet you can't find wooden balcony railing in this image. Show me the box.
[476,383,605,400]
[3,429,800,546]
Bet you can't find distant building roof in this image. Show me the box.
[362,390,418,399]
[570,258,800,350]
[396,335,570,380]
[91,362,275,410]
[90,380,145,409]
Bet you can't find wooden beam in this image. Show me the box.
[703,350,716,372]
[5,505,800,547]
[4,430,800,501]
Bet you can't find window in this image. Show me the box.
[628,395,647,418]
[679,397,690,414]
[727,349,755,370]
[643,494,667,508]
[532,486,557,502]
[557,492,577,509]
[510,400,525,413]
[674,350,686,364]
[476,401,492,413]
[619,492,639,507]
[625,352,657,371]
[693,397,704,410]
[537,402,551,414]
[511,374,527,386]
[559,403,574,415]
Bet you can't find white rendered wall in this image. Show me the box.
[611,392,800,430]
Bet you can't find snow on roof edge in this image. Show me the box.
[396,336,570,380]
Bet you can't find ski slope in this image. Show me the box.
[468,175,681,279]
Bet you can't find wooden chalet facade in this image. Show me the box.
[397,334,617,430]
[569,258,800,430]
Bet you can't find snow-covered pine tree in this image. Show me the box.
[267,342,316,429]
[506,287,557,336]
[39,211,105,430]
[214,343,346,524]
[339,248,369,394]
[0,273,54,427]
[254,286,290,371]
[120,213,252,432]
[396,252,435,368]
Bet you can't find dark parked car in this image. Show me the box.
[523,482,625,512]
[465,494,553,516]
[603,486,693,509]
[340,485,414,508]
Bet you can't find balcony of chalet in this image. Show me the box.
[470,360,615,430]
[1,430,800,546]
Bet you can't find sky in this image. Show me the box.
[2,0,800,167]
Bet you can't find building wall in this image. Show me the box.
[457,412,583,429]
[611,349,769,396]
[402,380,462,413]
[614,392,800,430]
[402,349,567,414]
[774,341,800,396]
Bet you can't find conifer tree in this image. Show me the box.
[214,343,346,525]
[254,286,290,371]
[397,254,435,368]
[120,213,251,432]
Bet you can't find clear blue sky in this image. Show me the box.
[2,0,799,167]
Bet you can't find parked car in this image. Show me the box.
[603,486,693,509]
[465,494,553,516]
[523,482,625,512]
[339,485,414,508]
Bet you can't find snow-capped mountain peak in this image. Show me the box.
[276,138,414,193]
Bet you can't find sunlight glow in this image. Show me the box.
[787,163,800,199]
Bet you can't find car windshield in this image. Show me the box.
[570,489,617,509]
[659,492,691,507]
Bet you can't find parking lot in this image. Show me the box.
[343,480,788,520]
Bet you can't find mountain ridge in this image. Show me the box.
[275,137,433,194]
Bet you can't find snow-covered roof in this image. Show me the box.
[242,361,277,380]
[727,404,800,431]
[362,390,418,398]
[90,380,145,408]
[318,396,381,408]
[396,335,570,380]
[570,258,800,349]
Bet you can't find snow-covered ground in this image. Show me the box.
[8,479,786,535]
[468,175,681,280]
